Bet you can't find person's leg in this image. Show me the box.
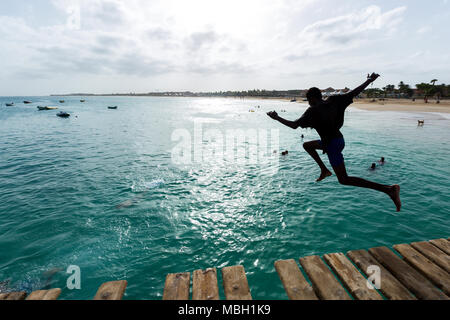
[332,162,401,211]
[303,140,332,182]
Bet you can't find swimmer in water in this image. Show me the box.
[378,157,385,165]
[116,179,164,209]
[267,73,401,211]
[370,163,376,170]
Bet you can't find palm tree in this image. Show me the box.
[430,79,438,102]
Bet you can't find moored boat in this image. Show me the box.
[80,100,86,103]
[57,111,70,118]
[37,106,58,111]
[108,106,118,109]
[59,100,65,103]
[24,100,32,104]
[5,102,15,106]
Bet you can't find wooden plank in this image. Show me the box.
[221,266,252,300]
[5,292,27,300]
[430,239,450,255]
[369,246,448,300]
[347,249,416,300]
[323,253,383,300]
[163,272,190,300]
[94,280,127,300]
[0,293,10,300]
[274,259,318,300]
[394,244,450,296]
[192,268,219,300]
[299,255,351,300]
[26,288,61,300]
[411,241,450,273]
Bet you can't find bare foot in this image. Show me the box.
[389,185,401,212]
[316,170,332,182]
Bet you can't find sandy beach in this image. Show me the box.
[350,98,450,113]
[235,96,450,114]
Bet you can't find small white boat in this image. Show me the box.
[5,102,15,107]
[37,106,58,111]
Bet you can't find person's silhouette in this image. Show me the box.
[267,73,401,211]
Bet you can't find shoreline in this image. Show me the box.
[251,96,450,114]
[350,98,450,114]
[222,96,450,114]
[3,95,449,114]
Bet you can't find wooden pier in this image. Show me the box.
[0,281,127,301]
[1,237,448,300]
[163,237,450,300]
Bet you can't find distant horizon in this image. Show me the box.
[2,80,447,97]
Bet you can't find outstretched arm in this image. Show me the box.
[348,73,380,98]
[267,111,301,129]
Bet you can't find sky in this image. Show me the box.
[0,0,449,95]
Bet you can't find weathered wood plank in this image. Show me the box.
[26,288,61,300]
[93,280,127,300]
[221,266,252,300]
[411,241,450,273]
[430,239,450,255]
[274,259,318,300]
[0,293,10,300]
[369,246,448,300]
[394,244,450,296]
[163,273,190,300]
[192,268,219,300]
[5,292,27,300]
[299,255,351,300]
[323,253,383,300]
[347,249,416,300]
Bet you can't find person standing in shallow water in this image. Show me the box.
[267,73,402,212]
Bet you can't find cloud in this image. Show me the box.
[417,26,432,35]
[3,1,449,94]
[285,5,407,61]
[185,31,220,52]
[146,27,173,41]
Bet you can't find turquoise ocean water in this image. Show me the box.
[0,96,449,299]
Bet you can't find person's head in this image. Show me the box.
[306,87,322,106]
[371,163,376,169]
[381,157,385,162]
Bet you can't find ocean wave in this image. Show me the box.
[131,179,165,192]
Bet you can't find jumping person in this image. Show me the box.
[267,73,401,211]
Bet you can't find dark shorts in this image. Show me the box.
[319,138,345,167]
